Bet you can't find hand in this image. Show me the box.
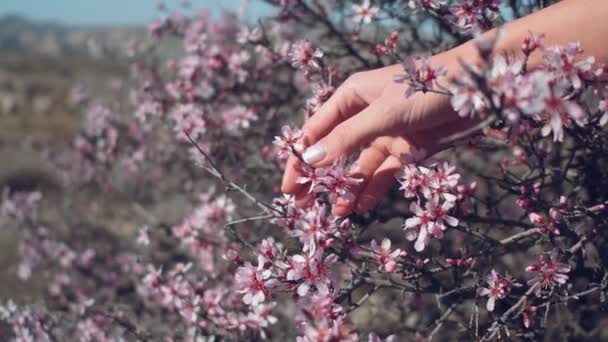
[281,53,477,217]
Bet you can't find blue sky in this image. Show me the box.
[0,0,270,25]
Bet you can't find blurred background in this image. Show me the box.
[0,0,266,307]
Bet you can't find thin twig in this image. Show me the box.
[184,131,278,215]
[428,304,456,341]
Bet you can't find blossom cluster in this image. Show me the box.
[1,1,607,341]
[449,35,604,142]
[477,269,519,311]
[398,150,461,251]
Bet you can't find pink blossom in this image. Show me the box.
[449,0,500,31]
[222,105,257,133]
[352,0,379,25]
[291,202,338,252]
[404,200,458,252]
[543,42,595,89]
[289,249,337,297]
[297,317,358,342]
[235,255,279,306]
[528,211,561,235]
[522,32,545,55]
[273,125,304,160]
[522,306,538,329]
[301,157,363,203]
[519,71,587,142]
[394,56,447,97]
[307,83,335,115]
[525,251,571,297]
[477,270,517,311]
[370,238,403,272]
[288,40,324,70]
[136,225,151,246]
[450,69,488,118]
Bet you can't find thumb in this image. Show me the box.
[301,100,401,167]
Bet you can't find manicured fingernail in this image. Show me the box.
[302,145,326,164]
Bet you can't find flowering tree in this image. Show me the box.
[2,0,608,341]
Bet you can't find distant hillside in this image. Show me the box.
[0,14,146,59]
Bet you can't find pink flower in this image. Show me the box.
[289,249,337,297]
[297,165,331,193]
[271,194,304,230]
[306,83,335,115]
[430,162,461,202]
[273,125,304,160]
[394,56,447,97]
[297,317,358,342]
[171,104,206,142]
[404,200,458,252]
[235,255,279,306]
[522,32,545,55]
[449,0,500,30]
[291,203,338,252]
[374,31,399,55]
[522,306,538,329]
[525,251,571,297]
[543,42,595,89]
[370,238,403,272]
[352,0,379,25]
[136,225,151,246]
[450,69,488,118]
[445,251,474,268]
[528,211,561,235]
[288,40,324,70]
[520,71,587,142]
[303,157,363,203]
[477,270,517,311]
[222,105,257,133]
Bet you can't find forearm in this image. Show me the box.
[446,0,608,68]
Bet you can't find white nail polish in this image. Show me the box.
[302,145,326,164]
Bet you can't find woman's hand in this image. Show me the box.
[281,53,477,217]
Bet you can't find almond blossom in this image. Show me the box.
[288,40,324,70]
[543,42,595,89]
[404,199,459,252]
[449,70,488,118]
[235,255,279,306]
[394,56,448,97]
[273,125,304,160]
[289,249,337,297]
[352,0,379,25]
[370,238,403,272]
[477,270,518,312]
[298,157,363,203]
[525,252,571,297]
[528,210,561,236]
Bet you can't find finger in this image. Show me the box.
[301,100,401,167]
[354,156,403,214]
[303,77,370,144]
[332,142,389,217]
[281,78,369,195]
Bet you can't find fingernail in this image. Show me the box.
[302,145,326,164]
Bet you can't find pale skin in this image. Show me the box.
[282,0,608,217]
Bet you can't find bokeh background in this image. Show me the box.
[0,0,268,310]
